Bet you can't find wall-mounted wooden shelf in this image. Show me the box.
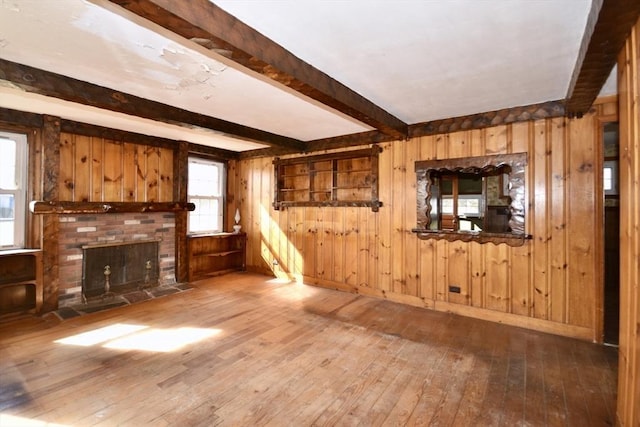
[273,146,382,212]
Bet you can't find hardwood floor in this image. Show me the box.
[0,273,617,426]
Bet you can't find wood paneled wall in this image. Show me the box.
[58,133,174,202]
[617,17,640,427]
[232,100,616,342]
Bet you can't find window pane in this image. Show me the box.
[0,220,15,246]
[0,194,15,220]
[189,161,220,197]
[0,131,26,249]
[458,176,482,194]
[0,138,17,189]
[603,167,612,191]
[441,196,453,214]
[0,192,15,245]
[440,179,453,195]
[189,197,221,233]
[458,197,481,215]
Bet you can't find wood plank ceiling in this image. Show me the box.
[0,0,638,157]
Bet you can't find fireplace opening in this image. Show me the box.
[82,240,160,300]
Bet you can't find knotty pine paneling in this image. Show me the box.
[123,142,137,202]
[58,133,174,203]
[510,123,532,317]
[103,139,123,201]
[144,145,160,202]
[232,101,615,342]
[616,17,640,427]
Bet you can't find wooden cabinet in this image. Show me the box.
[273,146,382,211]
[187,233,246,282]
[0,249,43,316]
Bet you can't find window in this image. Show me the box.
[413,153,530,246]
[438,173,485,231]
[0,131,28,249]
[188,157,225,234]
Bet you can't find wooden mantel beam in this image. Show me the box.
[30,200,195,215]
[108,0,409,140]
[0,58,305,152]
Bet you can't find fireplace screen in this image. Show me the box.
[82,240,160,298]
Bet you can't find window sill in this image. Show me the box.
[411,228,531,247]
[188,231,245,238]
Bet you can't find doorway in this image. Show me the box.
[603,122,620,345]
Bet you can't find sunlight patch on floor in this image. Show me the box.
[269,280,324,303]
[54,323,221,352]
[103,327,220,352]
[0,413,68,426]
[266,278,294,284]
[54,324,148,346]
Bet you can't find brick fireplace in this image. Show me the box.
[57,212,176,307]
[82,239,160,299]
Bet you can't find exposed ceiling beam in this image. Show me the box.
[107,0,409,140]
[565,0,640,116]
[0,58,305,152]
[0,106,44,129]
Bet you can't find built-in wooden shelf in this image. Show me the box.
[273,146,382,212]
[187,233,246,282]
[0,249,43,316]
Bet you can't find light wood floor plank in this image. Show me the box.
[0,272,618,426]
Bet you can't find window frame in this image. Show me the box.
[437,173,485,231]
[187,156,226,235]
[0,130,28,250]
[413,153,530,246]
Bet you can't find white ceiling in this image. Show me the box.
[0,0,604,151]
[214,0,592,123]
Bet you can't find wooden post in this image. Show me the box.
[41,115,60,312]
[174,141,189,283]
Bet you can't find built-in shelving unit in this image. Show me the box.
[273,146,382,211]
[0,249,43,316]
[187,233,246,282]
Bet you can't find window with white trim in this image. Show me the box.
[0,131,28,249]
[188,157,225,234]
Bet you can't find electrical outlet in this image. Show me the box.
[449,285,461,293]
